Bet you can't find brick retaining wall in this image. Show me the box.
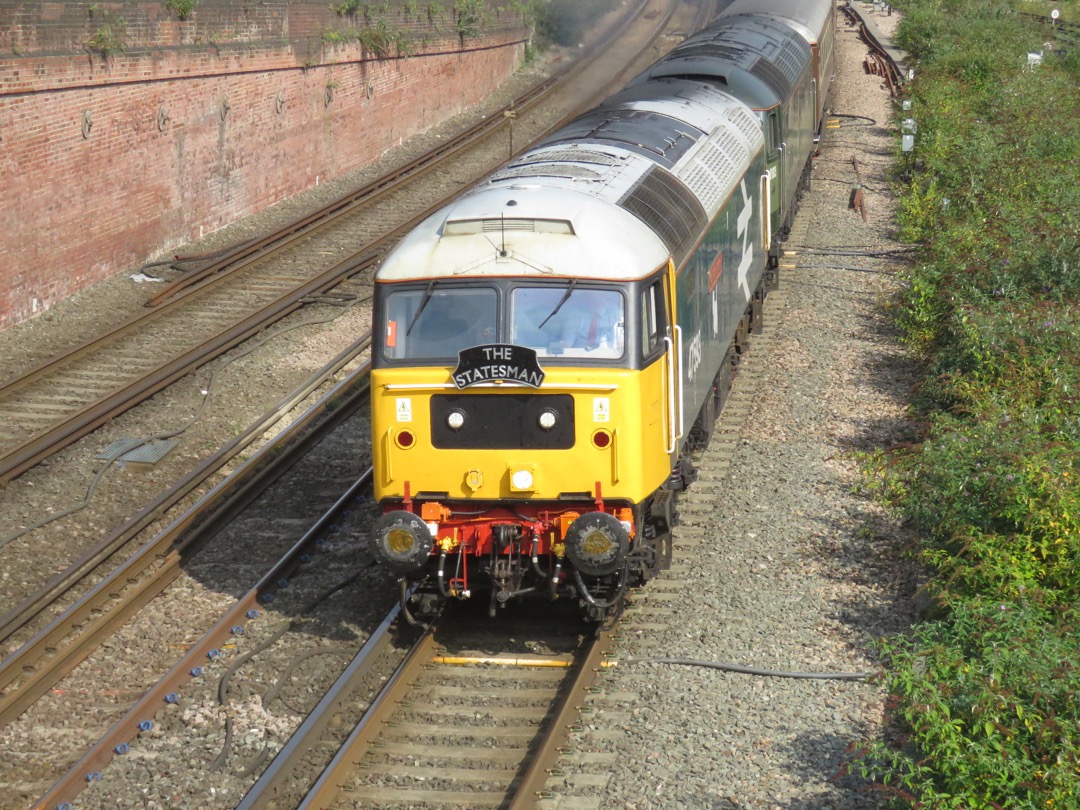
[0,1,528,329]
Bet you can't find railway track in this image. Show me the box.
[0,0,670,735]
[0,0,665,485]
[1,345,371,735]
[241,606,609,809]
[841,2,908,93]
[34,462,379,809]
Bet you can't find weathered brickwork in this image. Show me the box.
[0,1,528,329]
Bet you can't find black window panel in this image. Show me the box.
[618,166,707,266]
[431,394,576,450]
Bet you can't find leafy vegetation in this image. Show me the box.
[852,0,1080,805]
[317,0,617,59]
[86,17,126,56]
[453,0,484,40]
[166,0,198,20]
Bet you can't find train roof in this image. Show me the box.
[630,14,813,110]
[377,80,763,283]
[716,0,835,46]
[375,184,671,283]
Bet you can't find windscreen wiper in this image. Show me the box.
[405,279,437,336]
[538,278,578,330]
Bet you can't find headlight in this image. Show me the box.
[511,469,534,491]
[537,409,557,430]
[447,410,465,430]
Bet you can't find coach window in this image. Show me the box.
[640,278,667,361]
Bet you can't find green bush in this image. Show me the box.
[855,600,1080,808]
[857,0,1080,804]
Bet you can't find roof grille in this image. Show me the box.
[491,164,603,182]
[748,55,793,98]
[618,166,706,265]
[513,147,622,167]
[443,218,575,236]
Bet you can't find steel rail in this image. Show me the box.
[507,629,617,809]
[285,614,600,810]
[241,611,432,810]
[841,2,908,95]
[34,466,377,810]
[0,357,371,730]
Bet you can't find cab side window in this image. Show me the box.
[640,280,667,360]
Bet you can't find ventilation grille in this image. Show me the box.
[618,166,706,265]
[748,54,793,98]
[491,163,603,182]
[774,39,809,84]
[443,218,575,236]
[679,132,745,212]
[726,104,761,146]
[518,147,622,167]
[670,41,749,64]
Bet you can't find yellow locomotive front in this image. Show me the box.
[371,268,680,618]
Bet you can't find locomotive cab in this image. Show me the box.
[370,266,680,618]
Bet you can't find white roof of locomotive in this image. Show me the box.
[377,82,763,283]
[376,181,670,282]
[716,0,833,45]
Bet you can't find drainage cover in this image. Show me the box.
[95,437,178,470]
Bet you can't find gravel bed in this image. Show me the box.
[543,9,921,809]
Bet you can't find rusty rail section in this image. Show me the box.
[841,2,907,95]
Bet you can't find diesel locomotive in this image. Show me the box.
[368,0,837,620]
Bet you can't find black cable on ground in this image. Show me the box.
[799,263,898,276]
[212,572,363,769]
[624,657,874,680]
[829,112,879,124]
[0,458,119,551]
[796,246,917,257]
